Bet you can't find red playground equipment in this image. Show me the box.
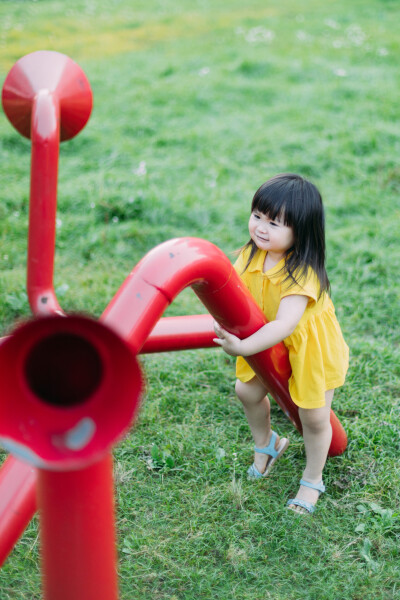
[0,52,348,599]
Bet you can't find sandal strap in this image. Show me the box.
[299,479,325,494]
[287,498,316,514]
[247,463,263,479]
[254,431,279,459]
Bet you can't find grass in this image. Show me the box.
[0,0,399,598]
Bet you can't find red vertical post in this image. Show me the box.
[0,315,143,598]
[1,50,93,315]
[28,90,62,314]
[38,456,118,600]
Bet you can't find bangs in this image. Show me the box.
[250,174,312,228]
[251,187,294,227]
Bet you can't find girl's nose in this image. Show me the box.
[257,222,268,233]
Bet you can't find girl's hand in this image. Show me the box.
[212,295,308,358]
[213,321,243,356]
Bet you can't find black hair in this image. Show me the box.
[243,173,330,296]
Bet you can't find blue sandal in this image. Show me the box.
[286,479,326,514]
[247,431,289,479]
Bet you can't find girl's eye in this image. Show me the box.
[252,213,260,220]
[270,221,278,227]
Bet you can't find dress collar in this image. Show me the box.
[248,249,286,281]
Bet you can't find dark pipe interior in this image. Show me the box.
[24,333,103,407]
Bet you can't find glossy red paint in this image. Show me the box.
[0,315,143,470]
[102,237,347,455]
[2,51,92,315]
[142,313,216,353]
[0,315,143,599]
[0,457,36,567]
[1,50,92,141]
[38,456,119,600]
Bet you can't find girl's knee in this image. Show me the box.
[235,379,250,403]
[299,406,331,433]
[298,390,334,430]
[235,378,267,406]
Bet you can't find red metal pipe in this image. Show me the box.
[0,456,36,567]
[142,314,216,353]
[1,50,93,315]
[0,238,347,572]
[102,237,347,455]
[38,455,118,600]
[0,315,143,598]
[28,90,62,315]
[0,54,95,568]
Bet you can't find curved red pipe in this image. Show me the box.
[102,237,347,454]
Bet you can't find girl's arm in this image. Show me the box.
[213,294,308,357]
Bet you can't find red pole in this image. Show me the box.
[1,50,93,316]
[38,455,118,600]
[142,314,216,353]
[0,456,36,566]
[27,90,62,315]
[0,315,143,598]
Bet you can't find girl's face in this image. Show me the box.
[248,210,295,258]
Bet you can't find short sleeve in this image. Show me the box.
[280,268,320,304]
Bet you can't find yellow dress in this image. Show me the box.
[235,247,349,409]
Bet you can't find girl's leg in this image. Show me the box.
[235,377,284,474]
[288,389,334,512]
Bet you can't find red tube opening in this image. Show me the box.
[24,333,103,407]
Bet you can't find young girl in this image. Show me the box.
[213,173,349,514]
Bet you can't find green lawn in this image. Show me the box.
[0,0,399,598]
